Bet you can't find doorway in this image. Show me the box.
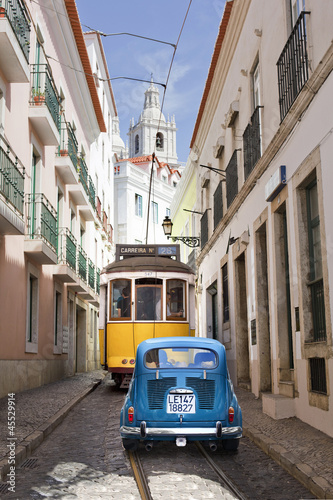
[234,252,250,386]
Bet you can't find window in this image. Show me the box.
[144,348,217,369]
[222,263,229,323]
[26,267,39,353]
[135,134,139,154]
[226,150,238,207]
[309,358,327,394]
[110,280,131,319]
[291,0,305,26]
[136,278,162,320]
[166,280,186,320]
[152,201,158,224]
[306,180,326,341]
[200,210,209,249]
[156,132,164,150]
[213,181,223,229]
[54,290,62,350]
[166,208,170,217]
[135,194,142,217]
[243,61,262,179]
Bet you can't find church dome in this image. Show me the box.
[141,78,166,123]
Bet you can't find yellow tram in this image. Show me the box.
[99,244,196,388]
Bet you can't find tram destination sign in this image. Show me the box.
[116,244,179,261]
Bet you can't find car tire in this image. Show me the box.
[122,439,139,451]
[222,438,240,451]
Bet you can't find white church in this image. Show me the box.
[112,78,181,245]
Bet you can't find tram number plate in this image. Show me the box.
[167,394,195,414]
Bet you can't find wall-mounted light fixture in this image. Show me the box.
[162,215,200,248]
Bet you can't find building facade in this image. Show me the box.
[0,0,116,397]
[187,0,333,436]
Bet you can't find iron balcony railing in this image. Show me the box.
[58,227,77,271]
[0,0,31,62]
[78,156,89,198]
[26,193,57,251]
[58,122,79,170]
[200,209,209,249]
[96,268,100,295]
[277,11,310,122]
[88,176,96,211]
[0,136,25,215]
[78,245,87,282]
[213,181,223,230]
[243,106,262,180]
[226,150,238,208]
[88,258,95,290]
[309,278,326,342]
[30,63,61,129]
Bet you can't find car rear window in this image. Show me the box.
[144,347,217,369]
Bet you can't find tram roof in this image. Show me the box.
[101,256,195,275]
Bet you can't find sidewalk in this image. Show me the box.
[235,388,333,499]
[0,370,108,483]
[0,373,332,498]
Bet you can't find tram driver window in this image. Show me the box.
[166,280,186,320]
[135,278,163,321]
[110,280,131,319]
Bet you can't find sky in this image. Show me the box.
[76,0,226,164]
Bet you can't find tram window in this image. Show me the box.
[166,280,186,320]
[110,280,131,319]
[136,285,162,321]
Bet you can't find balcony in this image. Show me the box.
[277,11,310,122]
[67,245,100,303]
[0,0,30,82]
[55,123,79,184]
[24,193,58,264]
[52,228,77,283]
[0,135,25,235]
[28,64,61,145]
[243,106,262,180]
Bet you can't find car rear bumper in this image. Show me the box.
[120,423,242,439]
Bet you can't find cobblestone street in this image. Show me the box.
[1,377,317,499]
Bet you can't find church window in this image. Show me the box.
[156,133,164,151]
[135,194,142,217]
[135,135,139,154]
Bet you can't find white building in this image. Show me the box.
[127,78,178,167]
[187,0,333,437]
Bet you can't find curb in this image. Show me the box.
[243,422,333,499]
[0,376,105,482]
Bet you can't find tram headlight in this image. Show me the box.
[128,406,134,423]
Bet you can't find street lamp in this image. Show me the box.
[162,215,200,248]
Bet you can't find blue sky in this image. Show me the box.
[76,1,225,163]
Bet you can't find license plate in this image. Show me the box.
[167,394,195,414]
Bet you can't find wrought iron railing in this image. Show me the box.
[58,122,78,170]
[243,106,262,179]
[0,0,31,62]
[58,228,77,270]
[309,278,326,342]
[200,210,208,249]
[88,258,95,289]
[226,150,238,208]
[78,245,87,281]
[26,193,57,251]
[88,176,96,211]
[277,11,310,122]
[213,181,223,230]
[0,136,25,215]
[78,156,89,197]
[30,64,61,129]
[96,268,100,295]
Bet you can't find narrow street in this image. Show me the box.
[10,379,314,499]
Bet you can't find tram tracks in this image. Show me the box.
[128,443,249,500]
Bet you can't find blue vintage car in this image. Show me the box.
[120,337,242,451]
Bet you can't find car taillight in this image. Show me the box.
[122,359,128,364]
[128,406,134,423]
[129,359,135,365]
[228,407,234,423]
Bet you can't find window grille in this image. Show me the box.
[200,210,208,249]
[309,358,327,394]
[226,150,238,208]
[213,181,223,229]
[243,106,261,179]
[277,11,310,122]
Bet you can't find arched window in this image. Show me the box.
[156,132,164,151]
[135,134,139,154]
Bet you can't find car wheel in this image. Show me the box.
[122,439,139,451]
[222,438,240,451]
